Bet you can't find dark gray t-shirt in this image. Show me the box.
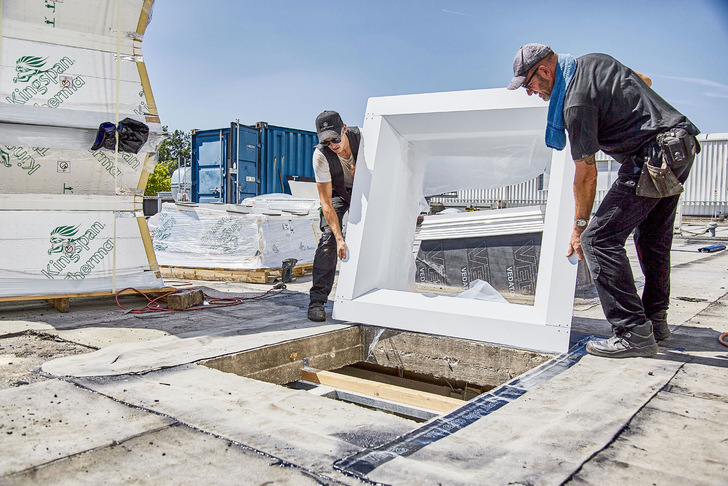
[563,53,699,172]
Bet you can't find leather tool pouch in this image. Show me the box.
[636,128,697,198]
[636,160,684,198]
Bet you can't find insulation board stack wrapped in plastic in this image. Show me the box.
[0,0,165,299]
[150,198,320,271]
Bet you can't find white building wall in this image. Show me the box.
[431,133,728,217]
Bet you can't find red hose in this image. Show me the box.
[720,332,728,348]
[115,286,284,314]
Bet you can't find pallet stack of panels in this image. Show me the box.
[0,0,165,299]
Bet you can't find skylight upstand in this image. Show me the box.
[333,88,578,354]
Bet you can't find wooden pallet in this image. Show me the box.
[0,287,176,313]
[159,263,313,284]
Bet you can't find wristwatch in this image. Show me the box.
[574,218,589,227]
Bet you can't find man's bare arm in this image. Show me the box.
[568,154,598,261]
[316,181,348,260]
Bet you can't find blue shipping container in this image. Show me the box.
[190,122,318,204]
[258,122,319,195]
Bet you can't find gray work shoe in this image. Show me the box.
[649,310,671,341]
[586,323,658,358]
[307,302,326,322]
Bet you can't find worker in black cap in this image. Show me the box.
[508,44,700,358]
[308,110,362,321]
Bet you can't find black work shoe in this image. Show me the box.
[649,311,671,341]
[586,324,658,358]
[307,302,326,322]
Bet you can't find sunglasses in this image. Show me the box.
[522,66,540,90]
[321,136,341,146]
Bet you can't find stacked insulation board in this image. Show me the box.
[0,0,165,298]
[150,201,320,271]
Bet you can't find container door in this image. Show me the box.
[192,129,228,203]
[231,123,259,202]
[258,124,319,196]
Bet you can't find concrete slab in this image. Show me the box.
[0,333,92,389]
[567,368,728,485]
[0,321,56,337]
[42,323,350,377]
[362,354,685,485]
[0,380,173,476]
[72,364,415,483]
[2,423,326,486]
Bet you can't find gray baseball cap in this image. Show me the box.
[507,43,553,90]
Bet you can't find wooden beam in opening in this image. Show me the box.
[301,369,465,414]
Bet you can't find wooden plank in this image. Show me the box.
[137,214,160,273]
[45,298,70,313]
[336,366,483,400]
[301,369,465,414]
[159,264,313,284]
[0,287,175,303]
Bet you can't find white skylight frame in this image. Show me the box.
[333,89,578,354]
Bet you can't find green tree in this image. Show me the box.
[144,162,171,196]
[157,126,191,174]
[145,126,191,197]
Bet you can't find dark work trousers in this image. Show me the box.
[310,194,349,304]
[581,154,694,334]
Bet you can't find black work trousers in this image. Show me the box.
[309,194,349,304]
[581,151,695,334]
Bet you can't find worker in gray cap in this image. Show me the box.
[508,43,700,358]
[308,110,362,321]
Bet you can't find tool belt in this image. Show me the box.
[636,128,699,198]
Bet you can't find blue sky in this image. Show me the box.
[143,0,728,135]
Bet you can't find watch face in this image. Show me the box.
[575,219,587,227]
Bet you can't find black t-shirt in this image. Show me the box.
[563,53,699,172]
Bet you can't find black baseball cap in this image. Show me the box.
[315,110,343,143]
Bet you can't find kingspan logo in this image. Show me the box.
[42,222,114,280]
[0,148,9,168]
[8,55,85,108]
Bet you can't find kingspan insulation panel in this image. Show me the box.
[0,0,160,195]
[0,196,162,298]
[0,0,164,298]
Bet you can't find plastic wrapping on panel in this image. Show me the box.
[0,1,165,300]
[454,280,509,303]
[1,1,154,118]
[240,193,320,214]
[0,145,148,195]
[0,209,164,298]
[1,0,162,192]
[0,32,161,138]
[151,204,319,270]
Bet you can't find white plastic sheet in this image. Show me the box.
[151,204,319,270]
